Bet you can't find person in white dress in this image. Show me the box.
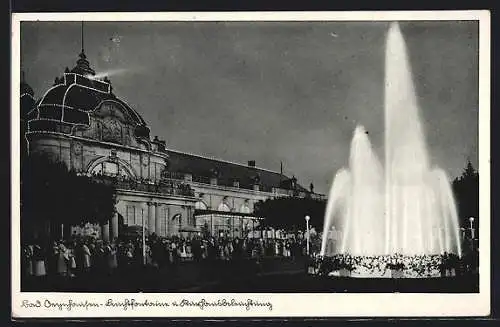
[67,245,76,277]
[169,241,176,264]
[33,244,46,277]
[145,243,153,266]
[82,242,92,272]
[180,240,188,261]
[56,242,69,276]
[105,242,118,273]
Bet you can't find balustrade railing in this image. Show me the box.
[192,175,211,184]
[91,172,324,199]
[160,171,185,180]
[92,174,195,197]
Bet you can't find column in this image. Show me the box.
[210,214,214,236]
[180,206,186,230]
[187,206,193,226]
[101,221,110,242]
[111,212,119,240]
[155,203,162,236]
[165,206,170,237]
[148,202,156,235]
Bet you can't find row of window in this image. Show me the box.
[195,200,251,214]
[90,158,165,180]
[124,205,194,235]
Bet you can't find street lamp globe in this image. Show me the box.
[305,215,311,256]
[469,217,475,224]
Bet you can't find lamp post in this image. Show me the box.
[305,215,310,256]
[142,208,146,266]
[469,217,475,240]
[468,217,476,254]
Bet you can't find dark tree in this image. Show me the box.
[21,153,116,241]
[254,197,326,231]
[452,161,479,230]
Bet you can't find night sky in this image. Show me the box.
[20,21,479,194]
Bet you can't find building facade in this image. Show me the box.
[21,50,324,241]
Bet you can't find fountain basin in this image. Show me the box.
[312,253,461,279]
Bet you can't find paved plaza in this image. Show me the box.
[22,256,479,293]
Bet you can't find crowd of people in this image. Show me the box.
[21,233,309,279]
[22,232,479,281]
[314,252,478,278]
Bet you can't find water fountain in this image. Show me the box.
[319,22,462,276]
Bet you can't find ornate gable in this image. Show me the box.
[74,100,146,148]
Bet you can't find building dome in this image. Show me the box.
[28,52,149,138]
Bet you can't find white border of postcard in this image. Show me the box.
[11,10,491,318]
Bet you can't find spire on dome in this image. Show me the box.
[70,22,95,76]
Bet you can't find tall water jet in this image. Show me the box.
[321,126,384,256]
[384,22,433,255]
[320,168,351,256]
[320,22,462,261]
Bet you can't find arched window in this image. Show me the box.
[217,202,231,212]
[90,160,132,178]
[240,203,251,214]
[195,201,208,210]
